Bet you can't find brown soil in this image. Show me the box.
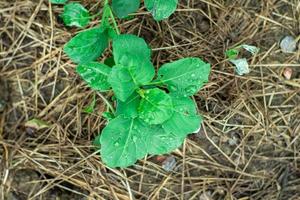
[1,0,300,199]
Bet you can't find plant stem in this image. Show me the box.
[108,8,120,34]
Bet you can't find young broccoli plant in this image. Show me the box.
[78,34,210,167]
[54,0,211,168]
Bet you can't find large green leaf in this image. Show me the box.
[76,62,111,91]
[138,88,173,125]
[108,65,136,101]
[113,34,151,66]
[64,28,109,63]
[112,0,140,19]
[157,58,210,97]
[146,126,184,155]
[100,116,150,168]
[116,93,140,118]
[108,62,154,101]
[144,0,178,21]
[60,3,90,28]
[51,0,68,4]
[163,96,202,136]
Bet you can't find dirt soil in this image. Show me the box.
[1,0,300,199]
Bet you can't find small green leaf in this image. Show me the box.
[102,111,115,121]
[100,116,150,167]
[162,96,202,136]
[113,34,151,66]
[138,88,173,125]
[116,93,140,118]
[144,0,178,21]
[157,58,210,97]
[112,0,140,19]
[64,27,109,63]
[60,3,90,28]
[83,93,96,113]
[146,126,184,155]
[226,49,239,60]
[51,0,68,4]
[76,62,111,91]
[108,62,154,101]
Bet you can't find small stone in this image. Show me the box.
[283,67,293,80]
[228,136,238,146]
[0,99,5,112]
[280,36,297,53]
[162,156,176,171]
[199,191,212,200]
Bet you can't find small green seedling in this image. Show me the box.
[111,0,178,21]
[51,0,68,4]
[77,34,210,167]
[226,44,259,75]
[60,3,90,28]
[53,0,211,168]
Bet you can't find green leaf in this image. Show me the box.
[64,27,109,63]
[83,93,96,113]
[144,0,178,21]
[157,58,210,97]
[146,125,184,155]
[108,62,154,101]
[100,116,150,167]
[60,3,90,28]
[116,93,140,118]
[112,0,140,19]
[226,49,239,60]
[102,111,115,121]
[138,88,173,125]
[51,0,68,4]
[108,65,136,101]
[162,96,202,136]
[113,34,151,66]
[76,62,111,91]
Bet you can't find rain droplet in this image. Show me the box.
[170,85,177,91]
[132,136,137,142]
[191,73,195,77]
[114,142,120,147]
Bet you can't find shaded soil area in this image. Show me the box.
[1,0,300,199]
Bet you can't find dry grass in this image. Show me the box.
[1,0,300,199]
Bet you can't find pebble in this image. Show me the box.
[283,67,293,80]
[162,156,176,171]
[280,36,297,53]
